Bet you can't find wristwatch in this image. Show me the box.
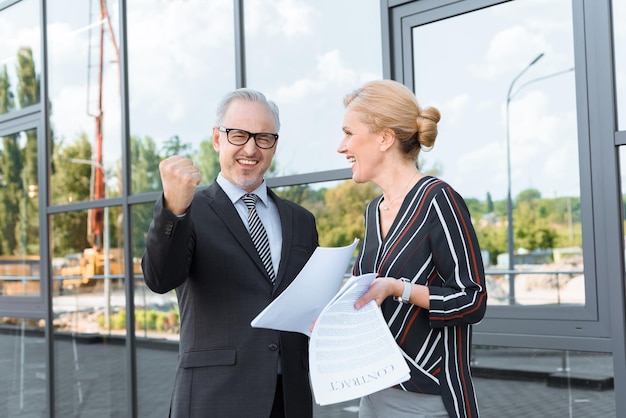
[394,278,411,304]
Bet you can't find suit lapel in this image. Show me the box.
[269,188,293,293]
[203,183,271,282]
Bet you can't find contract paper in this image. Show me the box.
[251,239,359,336]
[308,273,411,405]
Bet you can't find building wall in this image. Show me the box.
[0,0,624,416]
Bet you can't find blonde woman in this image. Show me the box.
[337,79,487,418]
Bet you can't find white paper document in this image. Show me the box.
[251,239,359,336]
[250,239,410,405]
[308,273,411,406]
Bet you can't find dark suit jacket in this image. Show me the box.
[142,182,318,418]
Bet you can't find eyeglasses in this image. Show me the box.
[218,126,279,149]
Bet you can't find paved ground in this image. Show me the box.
[0,333,617,417]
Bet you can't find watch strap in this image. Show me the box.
[394,278,411,303]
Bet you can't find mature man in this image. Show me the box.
[142,88,318,418]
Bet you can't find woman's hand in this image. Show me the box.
[354,277,399,309]
[354,277,430,310]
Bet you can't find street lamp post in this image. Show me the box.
[504,62,575,306]
[505,52,544,305]
[504,59,575,306]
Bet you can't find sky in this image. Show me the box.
[1,0,625,201]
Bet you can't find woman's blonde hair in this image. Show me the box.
[344,79,440,160]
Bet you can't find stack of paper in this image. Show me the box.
[251,240,410,405]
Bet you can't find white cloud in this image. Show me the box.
[247,0,318,37]
[502,89,579,197]
[273,50,359,103]
[441,93,470,127]
[317,50,356,83]
[479,25,546,79]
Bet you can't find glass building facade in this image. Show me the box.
[0,0,624,416]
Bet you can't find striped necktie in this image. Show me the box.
[242,193,275,284]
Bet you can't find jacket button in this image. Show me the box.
[268,343,278,351]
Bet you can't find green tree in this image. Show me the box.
[131,135,162,193]
[516,188,542,204]
[16,47,40,254]
[0,64,17,255]
[514,190,558,251]
[475,223,507,265]
[315,181,380,247]
[16,47,39,108]
[161,135,191,158]
[195,138,220,184]
[552,196,582,247]
[0,64,15,115]
[464,197,483,221]
[0,134,22,255]
[275,184,324,207]
[50,134,93,256]
[485,192,494,213]
[130,135,163,258]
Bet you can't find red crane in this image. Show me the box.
[87,0,120,250]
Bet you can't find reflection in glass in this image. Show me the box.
[245,0,383,177]
[132,179,382,342]
[472,346,615,416]
[0,0,41,116]
[51,206,132,416]
[412,0,582,306]
[0,317,47,416]
[47,0,123,205]
[0,129,40,296]
[136,344,177,418]
[274,179,380,248]
[51,208,132,334]
[132,202,178,340]
[134,201,179,418]
[53,331,129,416]
[127,0,235,194]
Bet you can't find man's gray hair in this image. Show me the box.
[215,88,281,131]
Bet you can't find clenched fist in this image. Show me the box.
[159,155,202,215]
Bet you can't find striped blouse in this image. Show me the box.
[353,176,488,418]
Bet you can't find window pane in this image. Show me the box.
[472,346,615,416]
[136,343,177,417]
[53,334,129,416]
[412,0,582,307]
[51,207,132,415]
[51,207,130,332]
[127,0,235,194]
[133,202,179,417]
[245,0,383,177]
[0,317,47,416]
[47,0,123,205]
[0,0,41,115]
[273,180,379,251]
[132,202,178,341]
[0,128,40,296]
